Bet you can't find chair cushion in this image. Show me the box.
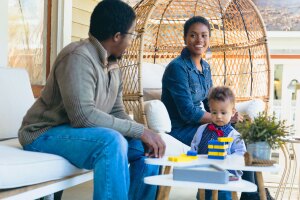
[143,88,162,101]
[144,100,190,155]
[0,68,35,139]
[0,139,86,189]
[141,62,166,89]
[159,133,190,156]
[144,100,171,133]
[235,99,265,119]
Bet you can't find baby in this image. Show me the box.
[191,86,246,200]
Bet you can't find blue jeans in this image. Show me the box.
[24,124,159,200]
[204,190,232,200]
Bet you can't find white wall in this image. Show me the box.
[268,31,300,53]
[0,0,8,67]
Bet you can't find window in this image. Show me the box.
[274,64,283,100]
[8,0,47,85]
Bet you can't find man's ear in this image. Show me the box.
[112,32,122,42]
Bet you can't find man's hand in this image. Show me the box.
[140,129,166,158]
[231,112,243,124]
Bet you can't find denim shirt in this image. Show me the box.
[161,48,213,129]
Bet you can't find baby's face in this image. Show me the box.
[209,99,235,126]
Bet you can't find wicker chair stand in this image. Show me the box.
[120,0,270,126]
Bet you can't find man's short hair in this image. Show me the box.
[208,86,236,105]
[184,16,211,38]
[89,0,136,41]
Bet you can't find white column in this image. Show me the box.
[0,0,8,67]
[50,0,72,68]
[57,0,72,52]
[295,88,300,137]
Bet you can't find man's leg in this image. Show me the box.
[24,124,129,200]
[127,138,159,200]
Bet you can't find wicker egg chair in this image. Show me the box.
[119,0,270,126]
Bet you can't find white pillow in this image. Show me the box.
[235,99,265,119]
[141,62,166,89]
[144,100,171,133]
[0,68,35,139]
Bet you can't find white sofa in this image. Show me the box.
[0,67,92,200]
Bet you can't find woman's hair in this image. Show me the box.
[89,0,136,41]
[184,16,211,38]
[208,86,235,105]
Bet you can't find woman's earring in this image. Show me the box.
[206,46,212,60]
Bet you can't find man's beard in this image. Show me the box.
[108,55,122,61]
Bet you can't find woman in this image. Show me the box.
[162,16,260,200]
[162,16,241,146]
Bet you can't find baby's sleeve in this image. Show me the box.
[190,124,208,152]
[229,129,247,155]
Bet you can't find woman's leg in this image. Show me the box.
[24,124,129,200]
[204,190,232,200]
[126,138,159,200]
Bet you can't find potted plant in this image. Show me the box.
[236,112,291,160]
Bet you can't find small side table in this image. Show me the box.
[145,155,279,200]
[145,174,257,200]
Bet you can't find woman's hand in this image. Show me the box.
[230,112,243,124]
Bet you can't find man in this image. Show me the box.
[18,1,165,199]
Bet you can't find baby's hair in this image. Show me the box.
[208,86,235,105]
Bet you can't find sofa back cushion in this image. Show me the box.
[0,68,34,139]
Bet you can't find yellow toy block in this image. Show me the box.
[208,152,227,156]
[218,137,233,143]
[168,154,198,162]
[213,144,228,149]
[208,152,219,156]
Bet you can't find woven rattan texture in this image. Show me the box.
[119,0,270,124]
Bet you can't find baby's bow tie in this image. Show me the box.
[207,124,224,137]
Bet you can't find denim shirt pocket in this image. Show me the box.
[188,70,203,102]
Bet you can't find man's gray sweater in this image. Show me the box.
[18,35,144,146]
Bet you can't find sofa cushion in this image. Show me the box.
[144,100,171,133]
[0,139,86,189]
[0,68,35,139]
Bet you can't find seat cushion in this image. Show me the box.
[0,139,86,189]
